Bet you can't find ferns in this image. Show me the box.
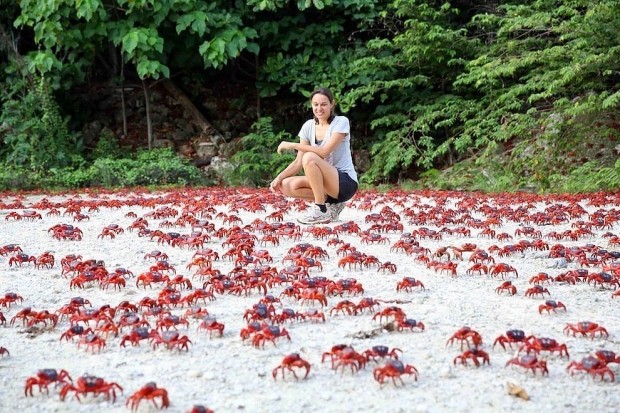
[228,117,296,187]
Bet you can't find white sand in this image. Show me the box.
[0,188,619,413]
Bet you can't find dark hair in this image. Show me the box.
[311,87,336,124]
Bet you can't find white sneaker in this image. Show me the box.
[297,205,331,225]
[327,203,346,222]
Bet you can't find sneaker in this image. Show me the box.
[327,202,346,222]
[297,205,331,225]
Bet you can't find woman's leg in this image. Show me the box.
[281,152,339,203]
[280,176,314,201]
[301,152,339,204]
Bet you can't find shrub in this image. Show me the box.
[228,117,296,187]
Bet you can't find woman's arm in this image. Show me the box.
[277,132,345,159]
[269,139,307,192]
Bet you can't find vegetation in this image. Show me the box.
[0,1,618,193]
[228,117,296,187]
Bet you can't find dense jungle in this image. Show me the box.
[0,0,619,193]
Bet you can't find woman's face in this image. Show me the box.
[311,93,333,123]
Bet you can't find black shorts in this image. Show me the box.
[327,170,358,204]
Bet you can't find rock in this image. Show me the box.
[353,149,371,173]
[82,121,103,148]
[196,142,218,158]
[153,138,174,149]
[546,258,568,268]
[219,138,243,159]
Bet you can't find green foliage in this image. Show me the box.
[0,148,207,191]
[91,128,125,160]
[341,0,478,182]
[339,0,620,185]
[0,74,82,171]
[254,0,387,98]
[88,148,206,187]
[228,117,295,187]
[4,0,620,194]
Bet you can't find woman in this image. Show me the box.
[270,87,358,224]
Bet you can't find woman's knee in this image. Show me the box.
[280,179,295,196]
[301,152,321,169]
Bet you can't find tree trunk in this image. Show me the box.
[161,79,225,147]
[142,79,153,150]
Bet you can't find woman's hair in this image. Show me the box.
[311,87,336,124]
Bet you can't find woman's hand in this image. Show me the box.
[270,176,282,192]
[277,141,295,154]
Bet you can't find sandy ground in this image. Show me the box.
[0,187,619,413]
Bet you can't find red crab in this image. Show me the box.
[59,374,123,402]
[321,344,350,368]
[434,261,457,277]
[519,336,569,358]
[22,210,44,220]
[156,314,190,331]
[0,292,24,308]
[35,251,55,269]
[298,289,328,307]
[60,325,94,342]
[538,300,567,314]
[529,272,553,285]
[362,345,403,363]
[8,253,36,267]
[136,271,170,289]
[453,348,490,367]
[524,283,552,297]
[150,330,192,351]
[396,277,425,292]
[272,353,311,381]
[329,300,358,316]
[26,309,59,328]
[144,250,169,261]
[493,329,526,350]
[5,211,23,220]
[373,360,418,386]
[126,382,170,412]
[77,333,107,353]
[303,308,326,323]
[243,303,275,322]
[373,306,406,323]
[98,224,124,239]
[563,321,608,339]
[150,260,176,275]
[330,346,367,374]
[251,325,291,348]
[355,297,381,314]
[25,369,73,396]
[466,263,488,275]
[197,317,225,338]
[372,306,406,323]
[0,346,8,357]
[378,261,397,273]
[495,281,517,295]
[240,321,265,341]
[120,327,153,347]
[186,406,215,413]
[505,355,548,376]
[395,318,425,333]
[274,308,305,323]
[446,327,482,349]
[567,356,615,382]
[595,350,620,365]
[489,263,518,279]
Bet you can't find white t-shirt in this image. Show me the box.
[298,115,358,182]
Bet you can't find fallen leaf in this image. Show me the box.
[507,382,529,400]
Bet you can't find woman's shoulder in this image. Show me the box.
[331,115,350,129]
